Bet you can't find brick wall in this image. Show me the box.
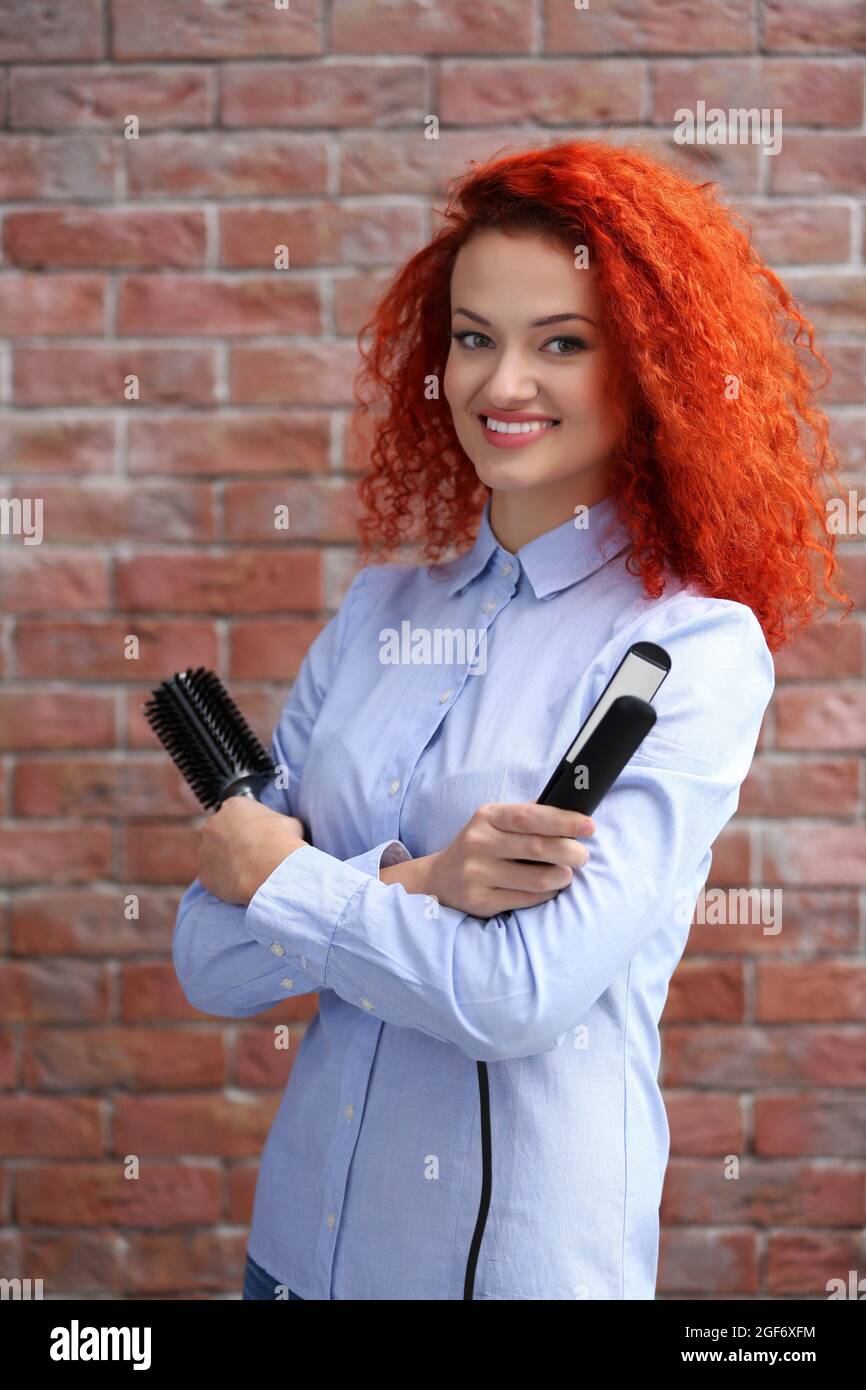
[0,0,864,1300]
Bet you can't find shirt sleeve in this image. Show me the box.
[172,567,411,1018]
[243,599,775,1060]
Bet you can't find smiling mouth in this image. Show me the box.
[478,414,561,434]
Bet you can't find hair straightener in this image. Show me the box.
[463,640,671,1300]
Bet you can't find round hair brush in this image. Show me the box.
[143,666,276,811]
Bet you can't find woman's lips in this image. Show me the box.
[478,414,561,450]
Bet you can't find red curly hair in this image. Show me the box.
[353,139,852,653]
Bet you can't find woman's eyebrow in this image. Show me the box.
[452,307,598,328]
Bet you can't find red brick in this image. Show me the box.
[0,273,105,335]
[774,685,866,749]
[0,552,109,612]
[119,963,206,1023]
[12,756,200,819]
[114,1093,279,1157]
[19,1232,121,1293]
[3,209,207,269]
[772,617,863,677]
[125,1231,247,1294]
[0,960,109,1022]
[817,343,866,404]
[667,1092,744,1154]
[22,1027,226,1091]
[14,619,218,681]
[768,1232,866,1296]
[9,65,215,129]
[762,824,866,886]
[735,199,853,265]
[0,135,116,199]
[757,962,866,1022]
[127,133,327,196]
[771,133,866,194]
[763,1,866,52]
[234,1025,302,1087]
[229,617,325,680]
[658,1231,758,1295]
[10,888,177,957]
[112,0,322,61]
[0,415,115,473]
[664,961,745,1022]
[651,59,864,127]
[755,1095,866,1156]
[116,549,321,613]
[663,1025,866,1089]
[0,1096,103,1157]
[127,412,331,476]
[15,1163,220,1227]
[13,345,218,405]
[0,824,112,886]
[220,201,424,267]
[227,1164,258,1224]
[547,0,754,53]
[686,890,859,957]
[118,274,321,336]
[662,1159,865,1226]
[223,479,360,542]
[333,0,530,52]
[740,755,859,815]
[0,1,103,61]
[229,343,359,405]
[121,823,199,885]
[221,60,426,126]
[0,691,114,750]
[441,59,645,124]
[6,480,214,543]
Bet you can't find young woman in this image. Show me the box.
[174,140,851,1301]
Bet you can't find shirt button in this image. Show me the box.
[280,977,294,991]
[300,955,307,970]
[326,1213,336,1230]
[438,689,452,703]
[483,601,496,613]
[360,997,375,1011]
[269,942,285,956]
[345,1104,354,1121]
[500,562,512,575]
[388,778,400,795]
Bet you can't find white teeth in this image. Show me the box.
[484,417,557,434]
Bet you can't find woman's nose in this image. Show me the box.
[483,352,539,402]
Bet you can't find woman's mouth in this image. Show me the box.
[478,414,561,449]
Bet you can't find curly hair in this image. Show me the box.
[352,139,852,652]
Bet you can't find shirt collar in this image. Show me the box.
[439,494,634,600]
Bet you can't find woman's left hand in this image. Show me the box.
[198,796,308,906]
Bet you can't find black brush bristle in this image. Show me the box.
[143,666,276,810]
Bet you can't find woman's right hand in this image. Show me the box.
[423,801,595,919]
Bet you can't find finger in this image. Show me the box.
[485,802,595,839]
[485,827,591,868]
[483,886,562,914]
[487,857,576,894]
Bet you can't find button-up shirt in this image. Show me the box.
[173,493,775,1300]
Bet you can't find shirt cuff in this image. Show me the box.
[244,840,411,987]
[344,839,413,878]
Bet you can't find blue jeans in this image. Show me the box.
[242,1251,305,1300]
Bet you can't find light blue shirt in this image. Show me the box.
[173,493,775,1300]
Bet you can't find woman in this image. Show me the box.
[173,140,851,1301]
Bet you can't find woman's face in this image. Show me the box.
[443,227,625,509]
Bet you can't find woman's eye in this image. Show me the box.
[450,330,490,350]
[450,331,588,354]
[544,336,588,355]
